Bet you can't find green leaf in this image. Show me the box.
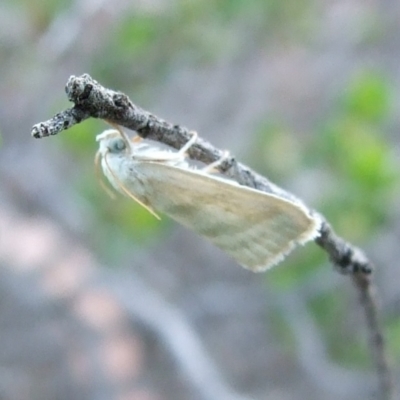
[343,71,391,123]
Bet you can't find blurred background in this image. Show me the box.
[0,0,400,399]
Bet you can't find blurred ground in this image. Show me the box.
[0,1,399,399]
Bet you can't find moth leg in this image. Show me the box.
[202,150,230,173]
[178,131,198,155]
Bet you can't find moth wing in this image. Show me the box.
[134,163,320,272]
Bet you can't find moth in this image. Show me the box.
[95,127,320,272]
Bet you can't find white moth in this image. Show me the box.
[95,127,320,272]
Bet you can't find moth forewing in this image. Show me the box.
[97,129,320,272]
[128,163,319,271]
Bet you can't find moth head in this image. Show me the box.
[96,128,132,156]
[94,127,161,220]
[94,127,133,200]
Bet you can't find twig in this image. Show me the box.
[31,74,395,400]
[315,220,394,398]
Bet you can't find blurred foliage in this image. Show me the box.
[268,244,325,290]
[9,0,69,34]
[81,175,171,263]
[259,69,400,368]
[59,119,103,155]
[311,70,398,239]
[92,0,317,89]
[250,122,310,183]
[269,309,297,354]
[386,319,400,361]
[309,290,370,368]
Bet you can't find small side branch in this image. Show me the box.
[32,107,90,137]
[31,74,395,400]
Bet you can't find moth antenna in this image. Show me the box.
[95,151,117,199]
[104,151,161,220]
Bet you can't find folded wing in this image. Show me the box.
[132,163,320,272]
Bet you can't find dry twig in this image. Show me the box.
[31,74,395,400]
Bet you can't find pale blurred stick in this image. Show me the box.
[32,74,395,400]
